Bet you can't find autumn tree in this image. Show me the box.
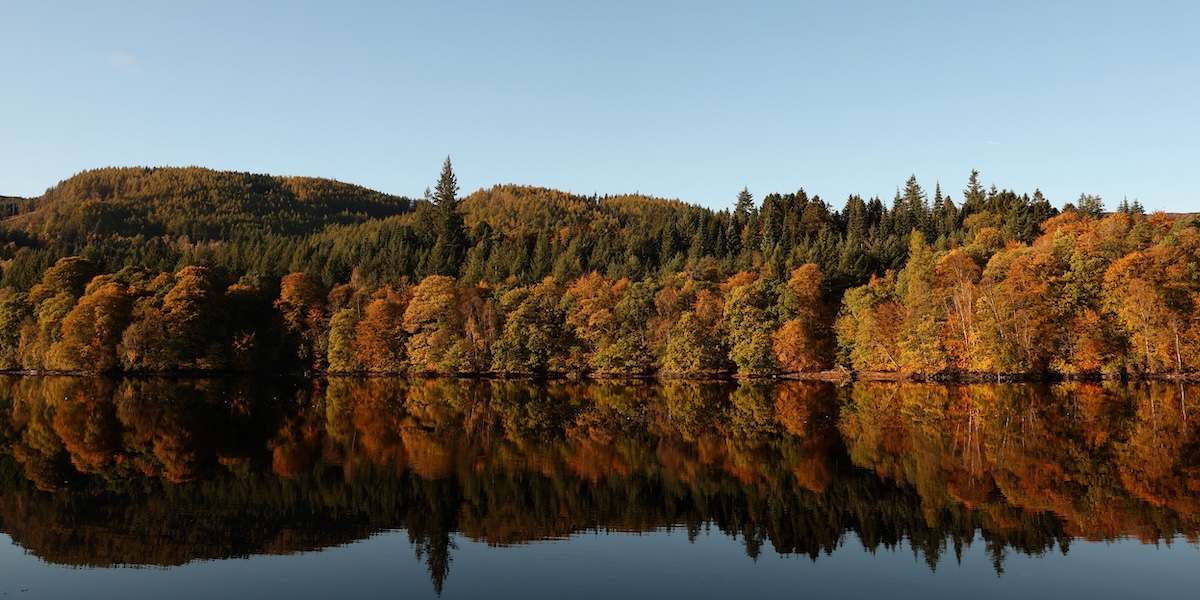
[326,308,361,372]
[897,231,946,373]
[648,274,693,358]
[773,264,833,372]
[28,256,96,305]
[0,287,29,369]
[836,273,903,371]
[224,281,274,371]
[722,272,776,374]
[49,282,135,372]
[119,297,172,371]
[404,275,464,373]
[165,266,226,369]
[562,272,627,371]
[1047,216,1119,375]
[974,246,1058,373]
[276,272,326,370]
[20,291,75,369]
[933,249,981,371]
[345,288,411,372]
[18,256,98,369]
[491,278,576,373]
[659,279,728,374]
[662,311,727,374]
[1104,248,1198,373]
[458,285,499,372]
[593,279,656,374]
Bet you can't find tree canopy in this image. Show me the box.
[0,164,1196,378]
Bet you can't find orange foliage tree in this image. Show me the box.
[773,264,833,372]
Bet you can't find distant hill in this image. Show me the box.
[5,166,415,241]
[460,184,703,237]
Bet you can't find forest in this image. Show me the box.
[0,160,1195,378]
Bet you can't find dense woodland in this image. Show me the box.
[0,161,1195,377]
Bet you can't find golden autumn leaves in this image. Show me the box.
[837,212,1200,376]
[1,208,1197,378]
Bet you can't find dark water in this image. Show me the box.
[0,377,1198,598]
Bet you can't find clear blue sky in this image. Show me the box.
[2,1,1197,213]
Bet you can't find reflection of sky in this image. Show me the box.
[2,530,1198,600]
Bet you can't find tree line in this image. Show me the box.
[0,160,1194,376]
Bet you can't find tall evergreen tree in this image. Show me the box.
[427,157,468,276]
[932,182,947,239]
[963,169,986,211]
[901,175,930,238]
[734,187,755,219]
[1076,193,1104,219]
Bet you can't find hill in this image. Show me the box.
[0,165,1071,294]
[7,166,414,241]
[0,167,730,290]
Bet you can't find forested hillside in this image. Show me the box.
[0,161,1195,378]
[0,167,415,289]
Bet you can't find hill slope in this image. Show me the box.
[7,166,414,241]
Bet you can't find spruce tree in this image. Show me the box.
[1076,193,1104,218]
[427,156,468,276]
[901,175,930,238]
[963,169,986,210]
[734,187,755,218]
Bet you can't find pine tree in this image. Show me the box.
[963,169,986,210]
[734,187,755,219]
[932,182,947,239]
[1076,193,1104,218]
[901,175,930,239]
[427,157,468,277]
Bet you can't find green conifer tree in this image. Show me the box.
[427,157,467,277]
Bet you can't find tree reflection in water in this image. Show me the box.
[0,376,1198,593]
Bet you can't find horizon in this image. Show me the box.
[2,1,1196,213]
[4,162,1194,217]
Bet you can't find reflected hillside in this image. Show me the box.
[1,377,1198,592]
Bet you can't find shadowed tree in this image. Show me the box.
[50,282,135,372]
[349,286,410,373]
[276,272,326,370]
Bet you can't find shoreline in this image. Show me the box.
[1,368,1197,383]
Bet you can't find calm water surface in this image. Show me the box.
[0,377,1197,598]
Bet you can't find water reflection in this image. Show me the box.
[0,377,1198,593]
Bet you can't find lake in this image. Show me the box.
[0,376,1198,598]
